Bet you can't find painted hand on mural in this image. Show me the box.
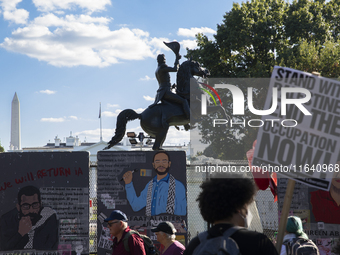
[18,216,32,236]
[122,171,134,185]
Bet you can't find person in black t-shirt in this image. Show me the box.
[184,175,278,255]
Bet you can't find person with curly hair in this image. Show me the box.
[183,175,278,255]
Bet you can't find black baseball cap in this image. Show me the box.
[104,210,128,222]
[151,221,176,234]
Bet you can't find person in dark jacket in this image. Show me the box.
[184,175,278,255]
[105,210,145,255]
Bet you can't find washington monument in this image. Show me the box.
[10,92,21,150]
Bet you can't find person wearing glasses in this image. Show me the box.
[122,151,186,216]
[0,185,58,251]
[104,210,145,255]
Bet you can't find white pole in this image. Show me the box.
[99,102,102,141]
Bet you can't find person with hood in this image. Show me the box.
[280,216,319,255]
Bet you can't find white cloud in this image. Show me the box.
[40,116,78,122]
[3,9,29,24]
[1,0,22,11]
[134,108,144,113]
[32,0,111,13]
[41,117,65,122]
[39,89,56,94]
[177,27,216,38]
[1,14,158,67]
[180,39,197,50]
[1,0,29,24]
[102,110,121,117]
[140,75,155,81]
[143,95,154,101]
[148,37,171,55]
[163,127,190,146]
[107,103,119,108]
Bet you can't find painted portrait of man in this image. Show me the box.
[0,185,59,251]
[122,151,187,216]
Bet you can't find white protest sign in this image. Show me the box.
[253,66,340,190]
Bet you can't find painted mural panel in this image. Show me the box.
[0,152,89,255]
[97,151,187,255]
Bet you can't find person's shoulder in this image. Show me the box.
[232,229,278,255]
[233,228,272,241]
[173,176,185,186]
[310,189,329,206]
[0,207,17,220]
[129,230,144,241]
[183,236,200,255]
[173,240,185,250]
[311,189,328,198]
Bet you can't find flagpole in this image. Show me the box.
[99,102,102,141]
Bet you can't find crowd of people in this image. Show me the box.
[104,175,340,255]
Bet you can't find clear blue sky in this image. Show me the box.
[0,0,242,150]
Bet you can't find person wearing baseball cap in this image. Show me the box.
[151,221,185,255]
[104,210,145,255]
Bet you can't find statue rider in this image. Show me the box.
[149,52,190,120]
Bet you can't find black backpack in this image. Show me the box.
[192,226,243,255]
[284,237,319,255]
[122,230,159,255]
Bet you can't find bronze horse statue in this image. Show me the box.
[104,59,212,150]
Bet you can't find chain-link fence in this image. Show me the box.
[89,162,98,254]
[89,160,278,253]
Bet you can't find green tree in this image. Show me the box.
[0,140,4,153]
[278,39,340,77]
[284,0,331,45]
[187,0,340,160]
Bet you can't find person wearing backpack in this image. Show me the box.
[281,216,319,255]
[104,210,146,255]
[184,175,278,255]
[151,221,185,255]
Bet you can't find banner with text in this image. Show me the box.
[253,66,340,190]
[0,151,89,255]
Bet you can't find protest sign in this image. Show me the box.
[0,151,89,255]
[253,66,340,190]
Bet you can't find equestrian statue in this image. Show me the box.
[104,41,222,150]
